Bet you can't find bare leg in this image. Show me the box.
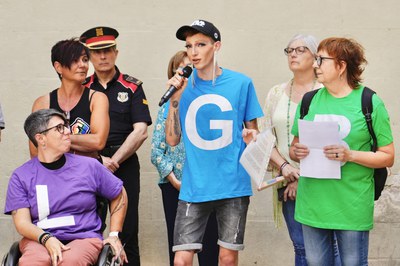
[219,247,238,266]
[174,250,195,266]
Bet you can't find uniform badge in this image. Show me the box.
[117,92,129,103]
[96,28,104,36]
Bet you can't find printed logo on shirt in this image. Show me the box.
[117,92,129,103]
[36,185,75,229]
[70,117,91,135]
[185,94,233,150]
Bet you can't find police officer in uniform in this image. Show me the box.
[80,26,152,266]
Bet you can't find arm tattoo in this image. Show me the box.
[168,100,181,137]
[173,109,181,136]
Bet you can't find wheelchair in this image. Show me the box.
[1,197,120,266]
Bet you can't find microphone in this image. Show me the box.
[159,65,193,106]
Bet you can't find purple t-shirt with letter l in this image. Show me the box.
[4,153,123,241]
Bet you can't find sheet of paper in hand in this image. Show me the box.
[298,119,341,179]
[240,129,283,191]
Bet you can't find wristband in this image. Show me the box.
[41,233,53,246]
[109,231,119,237]
[38,232,49,244]
[279,161,289,175]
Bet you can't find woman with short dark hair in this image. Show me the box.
[31,38,109,159]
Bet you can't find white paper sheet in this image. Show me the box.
[240,129,283,190]
[298,120,341,179]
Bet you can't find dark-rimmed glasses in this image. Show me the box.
[39,123,69,135]
[315,55,335,67]
[284,46,309,56]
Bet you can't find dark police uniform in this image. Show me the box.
[84,67,152,266]
[81,26,152,265]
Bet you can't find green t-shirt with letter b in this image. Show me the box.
[291,86,393,231]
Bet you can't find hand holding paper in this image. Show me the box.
[298,120,341,179]
[240,129,284,190]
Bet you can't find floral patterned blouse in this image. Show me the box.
[150,103,185,184]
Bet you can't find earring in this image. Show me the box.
[212,51,218,86]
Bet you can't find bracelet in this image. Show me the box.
[279,161,289,175]
[38,232,49,244]
[41,233,53,246]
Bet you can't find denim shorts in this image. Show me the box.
[172,196,250,252]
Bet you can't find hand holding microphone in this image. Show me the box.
[159,65,192,106]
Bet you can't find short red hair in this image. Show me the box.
[318,37,367,89]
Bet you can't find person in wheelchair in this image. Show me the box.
[4,109,128,266]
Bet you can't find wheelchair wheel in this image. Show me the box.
[95,244,115,266]
[1,242,20,266]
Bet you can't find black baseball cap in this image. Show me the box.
[176,19,221,42]
[80,26,119,50]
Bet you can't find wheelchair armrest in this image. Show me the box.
[2,241,21,266]
[95,243,114,266]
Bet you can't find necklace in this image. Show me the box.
[286,79,316,148]
[58,86,84,122]
[64,111,70,121]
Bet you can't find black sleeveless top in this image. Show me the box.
[49,88,95,135]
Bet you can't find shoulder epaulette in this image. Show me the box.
[124,74,143,86]
[117,74,142,92]
[83,75,95,88]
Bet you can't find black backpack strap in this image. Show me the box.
[361,87,378,152]
[300,89,320,119]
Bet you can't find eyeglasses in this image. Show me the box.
[284,46,309,56]
[315,55,335,67]
[39,123,69,135]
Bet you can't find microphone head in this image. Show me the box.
[181,65,193,78]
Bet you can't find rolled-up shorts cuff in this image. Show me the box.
[218,240,244,251]
[172,243,202,253]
